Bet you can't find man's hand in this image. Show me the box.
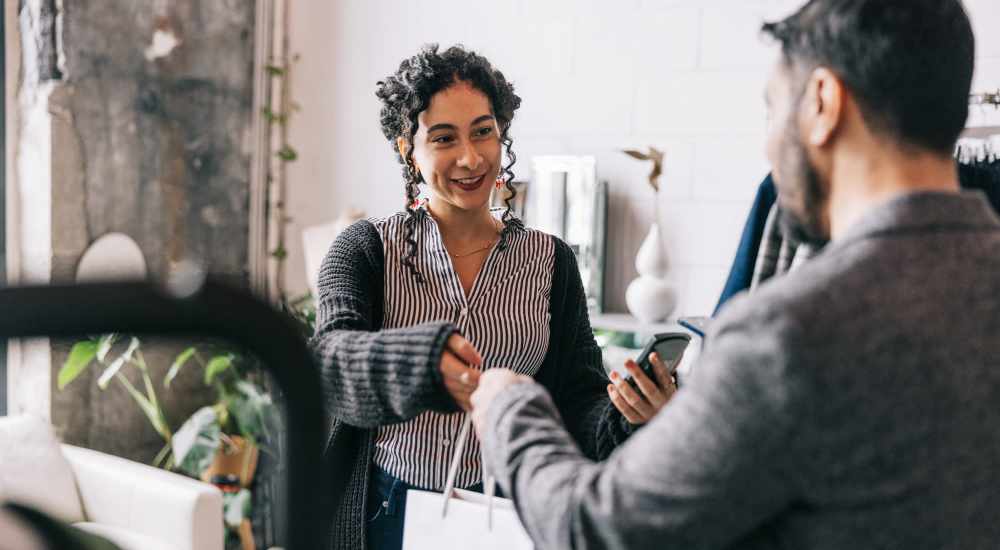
[470,369,533,437]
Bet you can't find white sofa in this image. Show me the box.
[0,415,224,550]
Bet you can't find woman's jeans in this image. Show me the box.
[365,466,486,550]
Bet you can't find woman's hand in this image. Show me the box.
[607,352,679,425]
[439,334,483,411]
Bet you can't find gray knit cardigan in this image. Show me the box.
[309,218,634,550]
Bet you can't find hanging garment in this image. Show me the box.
[715,153,1000,314]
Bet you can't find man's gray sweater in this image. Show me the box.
[483,191,1000,549]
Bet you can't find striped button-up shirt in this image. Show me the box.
[372,208,554,490]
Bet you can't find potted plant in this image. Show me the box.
[58,335,278,549]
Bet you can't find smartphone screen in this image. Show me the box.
[648,337,688,373]
[628,332,690,387]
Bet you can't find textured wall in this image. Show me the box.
[51,1,256,285]
[27,0,258,463]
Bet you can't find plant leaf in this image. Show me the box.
[260,106,286,124]
[223,489,252,529]
[265,64,284,76]
[623,149,649,161]
[58,341,98,390]
[276,145,298,162]
[117,376,171,441]
[204,355,234,385]
[229,380,275,441]
[172,406,222,477]
[96,334,118,362]
[164,347,197,389]
[97,337,140,390]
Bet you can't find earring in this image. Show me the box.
[495,178,504,190]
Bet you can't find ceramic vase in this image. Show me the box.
[625,223,677,323]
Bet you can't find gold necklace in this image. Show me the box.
[447,217,503,259]
[449,241,494,259]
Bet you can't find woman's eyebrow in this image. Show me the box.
[426,114,494,134]
[426,122,457,133]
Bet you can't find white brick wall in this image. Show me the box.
[286,0,1000,317]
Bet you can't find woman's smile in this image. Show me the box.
[450,173,487,191]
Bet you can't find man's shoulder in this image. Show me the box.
[708,246,869,358]
[716,259,833,328]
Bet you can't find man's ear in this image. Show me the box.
[801,67,844,147]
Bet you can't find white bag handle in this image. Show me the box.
[440,415,498,529]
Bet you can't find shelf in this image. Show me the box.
[589,313,683,335]
[593,313,704,378]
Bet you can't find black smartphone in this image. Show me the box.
[626,332,691,388]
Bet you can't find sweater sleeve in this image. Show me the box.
[308,220,460,428]
[481,299,802,550]
[546,240,635,460]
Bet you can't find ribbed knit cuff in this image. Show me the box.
[424,323,460,413]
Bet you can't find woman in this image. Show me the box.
[310,44,677,550]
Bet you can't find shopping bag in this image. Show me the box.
[402,488,533,549]
[401,416,534,550]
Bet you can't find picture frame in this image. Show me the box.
[526,156,607,313]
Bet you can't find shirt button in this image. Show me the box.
[460,307,468,316]
[441,438,450,447]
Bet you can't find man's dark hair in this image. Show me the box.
[762,0,975,155]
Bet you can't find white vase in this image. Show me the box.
[625,223,677,323]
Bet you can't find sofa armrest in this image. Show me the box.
[61,445,224,550]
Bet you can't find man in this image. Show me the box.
[470,1,1000,548]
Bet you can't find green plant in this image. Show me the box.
[58,335,172,450]
[264,52,302,304]
[166,351,277,477]
[58,335,277,535]
[59,335,276,467]
[282,292,316,337]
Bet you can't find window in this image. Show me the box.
[1,3,7,415]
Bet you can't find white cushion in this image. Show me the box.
[74,522,179,550]
[0,415,85,523]
[62,445,224,550]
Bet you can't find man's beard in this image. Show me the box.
[776,124,830,247]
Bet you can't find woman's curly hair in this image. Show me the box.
[375,44,522,283]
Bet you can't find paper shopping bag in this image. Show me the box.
[402,488,533,550]
[402,415,533,549]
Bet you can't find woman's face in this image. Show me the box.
[403,80,502,212]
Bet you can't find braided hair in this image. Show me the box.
[375,44,522,283]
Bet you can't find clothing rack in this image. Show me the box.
[963,89,1000,140]
[970,90,1000,108]
[961,126,1000,140]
